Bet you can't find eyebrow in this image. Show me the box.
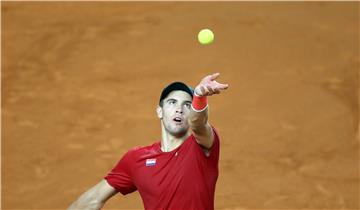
[165,98,191,104]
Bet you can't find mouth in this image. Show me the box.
[173,117,183,124]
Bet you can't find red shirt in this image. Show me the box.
[105,128,220,210]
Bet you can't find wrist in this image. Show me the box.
[191,94,208,112]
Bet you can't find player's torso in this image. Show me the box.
[132,136,218,209]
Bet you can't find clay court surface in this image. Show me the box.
[2,2,359,209]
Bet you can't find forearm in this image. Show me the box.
[68,198,105,210]
[68,190,105,210]
[68,201,104,210]
[68,195,105,210]
[189,106,209,129]
[189,94,214,148]
[68,180,117,210]
[190,72,228,148]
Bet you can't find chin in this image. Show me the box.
[170,127,189,137]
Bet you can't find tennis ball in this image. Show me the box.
[198,29,214,45]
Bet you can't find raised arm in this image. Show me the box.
[189,73,228,149]
[68,179,117,210]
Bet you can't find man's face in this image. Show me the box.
[157,90,192,137]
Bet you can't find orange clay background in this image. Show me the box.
[2,2,359,210]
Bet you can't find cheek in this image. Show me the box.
[162,109,173,121]
[183,111,191,121]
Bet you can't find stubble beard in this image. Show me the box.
[164,122,189,138]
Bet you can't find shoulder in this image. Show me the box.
[125,142,160,157]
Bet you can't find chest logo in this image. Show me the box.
[145,158,156,166]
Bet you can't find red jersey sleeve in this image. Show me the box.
[104,150,137,195]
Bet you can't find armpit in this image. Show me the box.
[201,146,211,157]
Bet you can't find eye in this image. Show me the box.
[168,100,176,105]
[184,103,191,109]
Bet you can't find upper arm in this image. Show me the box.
[68,179,118,209]
[92,179,118,203]
[192,122,214,149]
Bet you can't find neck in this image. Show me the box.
[160,124,191,152]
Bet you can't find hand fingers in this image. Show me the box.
[207,85,224,95]
[212,85,227,94]
[197,81,229,96]
[206,85,215,95]
[198,85,215,96]
[217,83,229,90]
[213,81,228,89]
[209,72,220,81]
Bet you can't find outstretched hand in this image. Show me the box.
[194,73,229,96]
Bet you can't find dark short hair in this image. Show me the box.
[159,82,193,106]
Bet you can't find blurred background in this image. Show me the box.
[2,2,359,209]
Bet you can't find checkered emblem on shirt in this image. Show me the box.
[146,159,156,166]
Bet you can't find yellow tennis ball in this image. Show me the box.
[198,29,214,45]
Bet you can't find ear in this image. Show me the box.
[156,106,163,119]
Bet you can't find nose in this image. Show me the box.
[175,105,183,114]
